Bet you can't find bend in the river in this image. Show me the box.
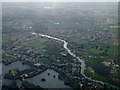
[31,32,118,88]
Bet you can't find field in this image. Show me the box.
[22,39,46,49]
[2,38,9,44]
[2,2,119,88]
[86,67,108,81]
[39,57,51,64]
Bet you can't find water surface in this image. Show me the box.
[2,61,31,85]
[27,69,71,88]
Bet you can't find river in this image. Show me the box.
[31,32,119,88]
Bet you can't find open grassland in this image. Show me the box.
[39,57,51,64]
[86,58,111,67]
[2,38,9,44]
[22,39,46,49]
[86,67,108,81]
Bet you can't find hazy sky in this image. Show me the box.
[2,0,120,2]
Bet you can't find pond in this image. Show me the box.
[2,61,71,88]
[2,61,31,86]
[27,69,71,88]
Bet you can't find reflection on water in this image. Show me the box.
[27,69,71,88]
[2,61,30,85]
[2,61,71,88]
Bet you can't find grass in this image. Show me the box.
[107,45,118,56]
[3,55,12,59]
[2,38,9,44]
[87,66,94,73]
[70,38,109,55]
[89,48,104,54]
[105,37,118,56]
[33,49,44,54]
[110,29,118,34]
[22,39,46,49]
[108,38,118,45]
[44,23,92,30]
[86,58,107,67]
[70,38,88,44]
[14,19,34,26]
[86,67,108,81]
[9,19,34,31]
[76,44,106,55]
[76,50,89,56]
[40,58,51,64]
[60,57,69,63]
[95,22,109,31]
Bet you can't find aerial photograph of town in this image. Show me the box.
[0,0,120,90]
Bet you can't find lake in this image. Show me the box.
[2,61,71,88]
[27,69,71,88]
[2,61,31,86]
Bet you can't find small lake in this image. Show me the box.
[2,61,31,86]
[27,69,71,88]
[2,61,71,88]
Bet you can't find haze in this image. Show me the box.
[2,0,119,2]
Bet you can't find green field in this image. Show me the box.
[44,23,93,30]
[3,55,12,59]
[86,67,108,81]
[40,58,51,64]
[22,39,46,49]
[110,29,118,34]
[86,58,110,67]
[2,38,9,44]
[70,38,88,44]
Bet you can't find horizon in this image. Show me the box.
[2,0,120,2]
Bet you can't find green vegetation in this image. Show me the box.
[2,2,119,88]
[60,57,69,63]
[10,69,18,76]
[40,58,51,64]
[22,39,46,49]
[86,67,108,81]
[3,55,12,59]
[95,22,110,31]
[107,45,118,56]
[89,47,104,54]
[44,23,93,30]
[86,58,108,67]
[4,69,19,79]
[33,49,44,54]
[71,38,88,44]
[110,29,118,33]
[2,38,9,44]
[108,38,118,45]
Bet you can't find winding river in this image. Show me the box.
[31,32,118,88]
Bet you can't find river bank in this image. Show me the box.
[31,32,119,89]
